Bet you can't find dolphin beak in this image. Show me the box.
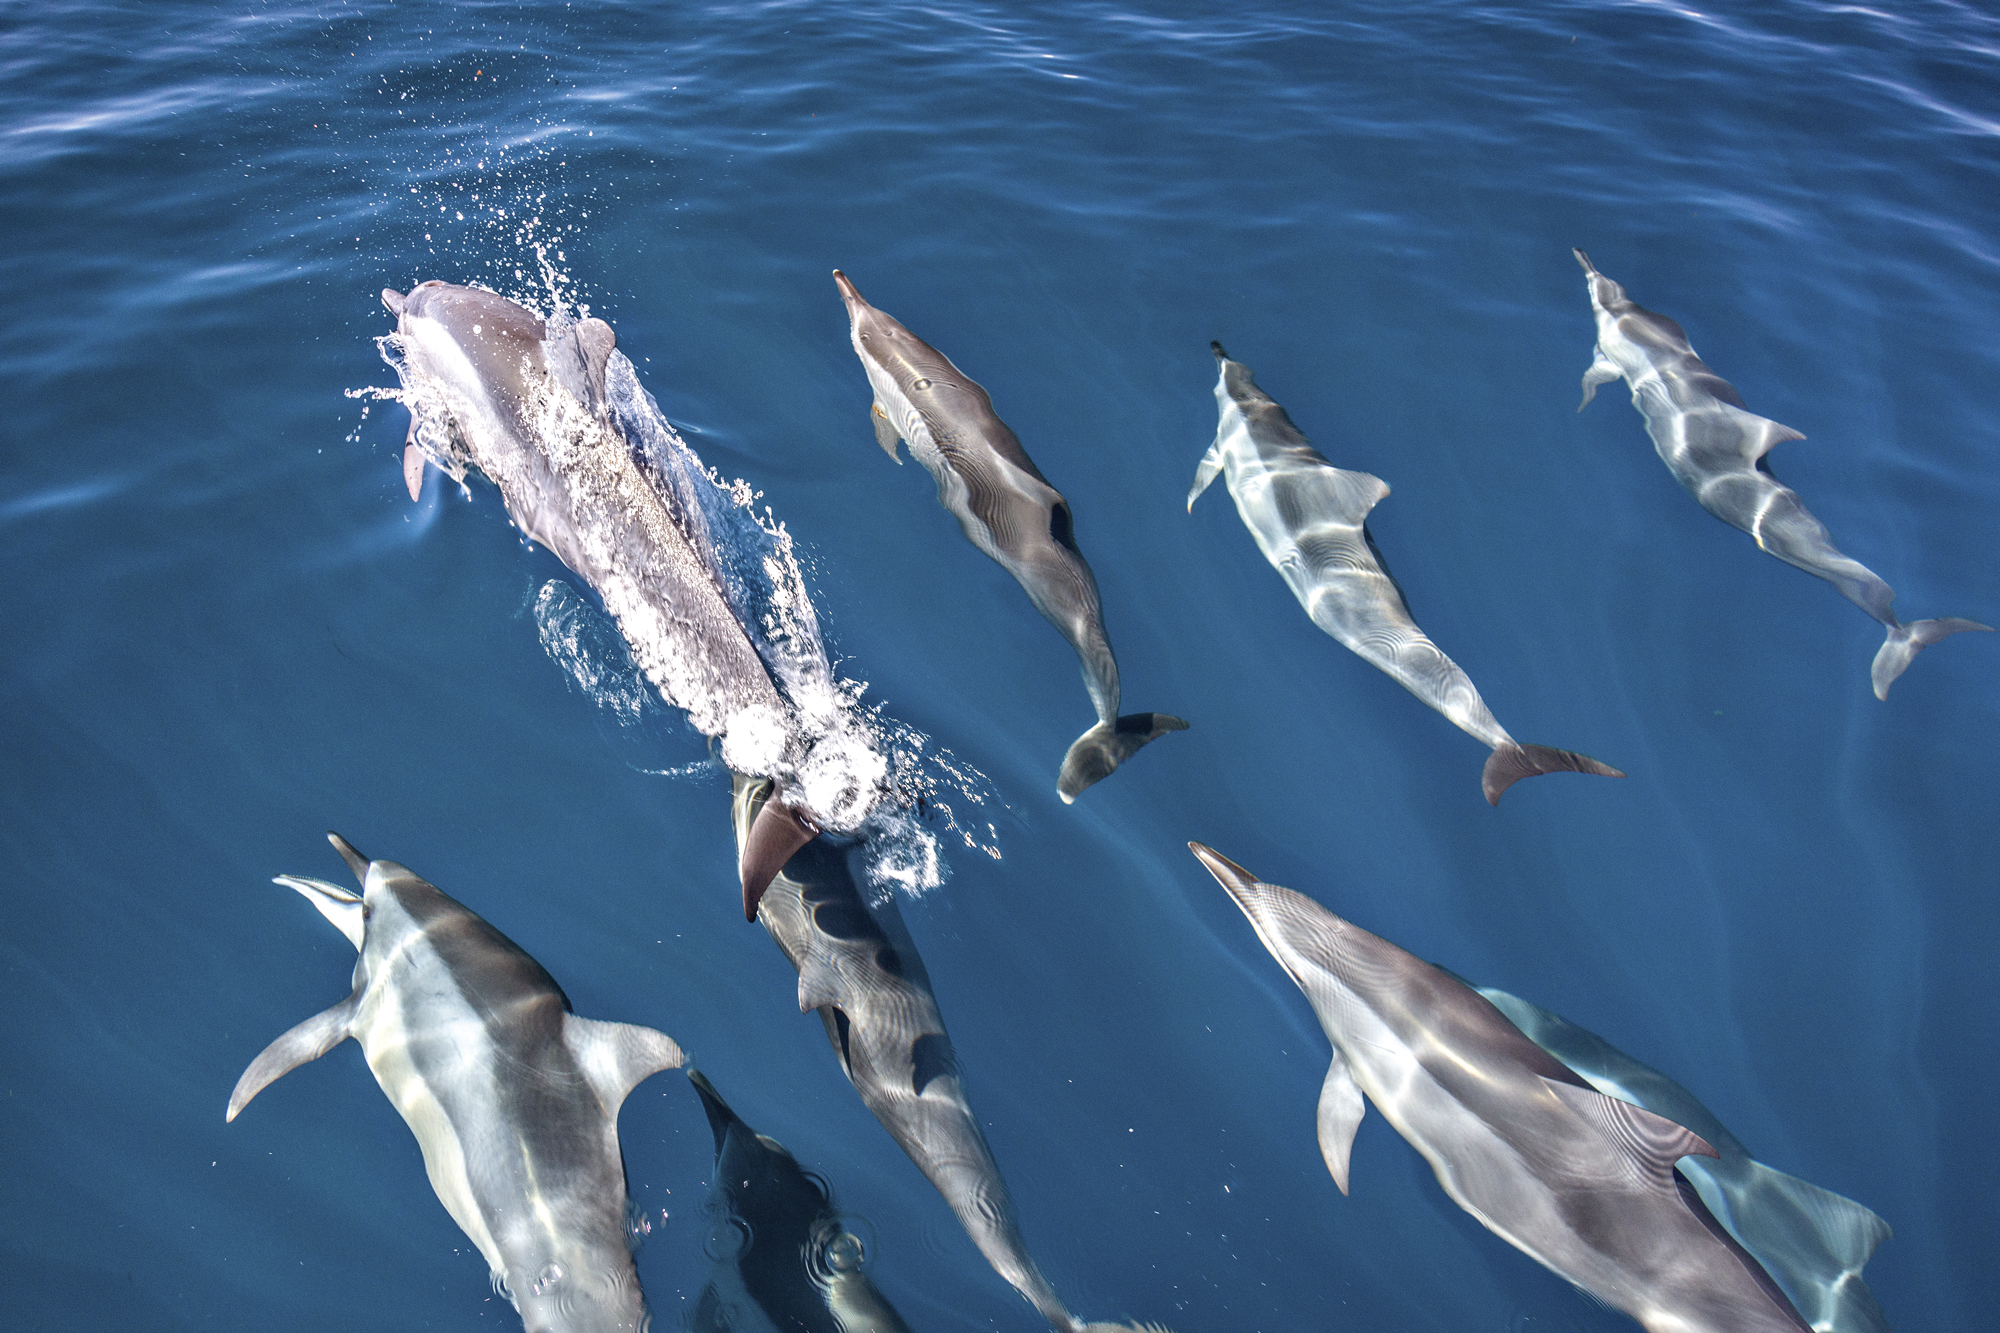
[685,1069,740,1153]
[831,269,866,310]
[327,832,372,886]
[1211,340,1229,362]
[1188,841,1261,905]
[381,287,407,315]
[1571,247,1596,274]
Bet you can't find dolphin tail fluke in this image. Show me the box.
[1481,743,1625,805]
[226,992,360,1122]
[1057,714,1189,804]
[740,785,820,921]
[1870,617,1992,699]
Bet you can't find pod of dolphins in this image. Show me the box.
[224,251,1981,1331]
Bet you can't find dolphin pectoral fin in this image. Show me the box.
[1188,437,1224,511]
[1871,616,1993,699]
[1579,347,1621,410]
[871,402,904,462]
[273,875,363,951]
[1056,714,1190,803]
[327,832,371,886]
[561,1013,685,1115]
[1541,1077,1716,1191]
[226,992,360,1122]
[1481,743,1625,805]
[402,439,427,502]
[796,951,844,1014]
[1315,1048,1366,1195]
[740,788,820,921]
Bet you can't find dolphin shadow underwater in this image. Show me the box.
[732,774,1175,1333]
[832,270,1186,803]
[1192,841,1813,1333]
[227,833,685,1333]
[1573,249,1989,697]
[1191,342,1623,804]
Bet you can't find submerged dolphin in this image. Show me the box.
[831,270,1185,802]
[227,833,685,1333]
[732,775,1170,1333]
[1192,842,1811,1333]
[1190,343,1622,803]
[1478,988,1895,1333]
[687,1068,914,1333]
[1573,249,1989,697]
[380,281,822,918]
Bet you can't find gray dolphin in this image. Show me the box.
[1191,842,1811,1333]
[831,270,1186,803]
[380,281,821,915]
[1190,343,1623,803]
[1477,988,1895,1333]
[687,1068,914,1333]
[1573,249,1989,697]
[227,833,685,1333]
[732,775,1170,1333]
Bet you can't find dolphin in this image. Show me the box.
[1191,841,1812,1333]
[227,833,685,1333]
[1477,988,1895,1333]
[1190,342,1623,804]
[686,1068,915,1333]
[380,281,821,915]
[1573,249,1990,697]
[732,774,1171,1333]
[831,270,1185,803]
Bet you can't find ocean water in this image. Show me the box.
[3,1,1997,1330]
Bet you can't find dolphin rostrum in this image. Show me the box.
[1573,249,1989,697]
[1478,987,1895,1333]
[831,270,1185,803]
[732,774,1171,1333]
[686,1068,915,1333]
[380,281,822,916]
[1190,343,1622,803]
[1191,841,1811,1333]
[227,833,685,1333]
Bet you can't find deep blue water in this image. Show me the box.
[4,2,1998,1330]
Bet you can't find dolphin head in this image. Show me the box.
[832,270,924,367]
[1572,248,1630,311]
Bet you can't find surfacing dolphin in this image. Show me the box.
[1573,249,1989,697]
[1478,988,1895,1333]
[686,1068,914,1333]
[1190,343,1622,804]
[732,774,1172,1333]
[380,281,824,916]
[228,833,685,1333]
[832,270,1186,803]
[1191,841,1811,1333]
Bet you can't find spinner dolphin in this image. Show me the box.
[227,833,685,1333]
[1573,249,1988,697]
[832,270,1185,802]
[1193,842,1811,1333]
[379,281,823,915]
[1479,987,1895,1333]
[1190,342,1622,803]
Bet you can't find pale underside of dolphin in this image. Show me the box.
[1573,249,1989,698]
[831,270,1185,803]
[379,280,821,915]
[1191,842,1811,1333]
[1478,987,1895,1333]
[730,774,1173,1333]
[227,833,685,1333]
[686,1068,914,1333]
[1190,343,1623,804]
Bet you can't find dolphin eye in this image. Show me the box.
[859,333,869,340]
[912,378,931,390]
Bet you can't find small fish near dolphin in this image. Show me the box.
[1192,841,1812,1333]
[227,833,685,1333]
[1573,249,1990,698]
[687,1068,914,1333]
[731,774,1175,1333]
[1478,987,1896,1333]
[379,280,823,916]
[1190,343,1622,804]
[831,270,1186,803]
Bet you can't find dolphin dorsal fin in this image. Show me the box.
[562,1014,684,1115]
[274,875,364,950]
[796,948,846,1014]
[226,992,361,1122]
[1316,1046,1367,1195]
[1727,405,1806,462]
[1343,468,1390,518]
[572,317,616,411]
[1542,1077,1715,1189]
